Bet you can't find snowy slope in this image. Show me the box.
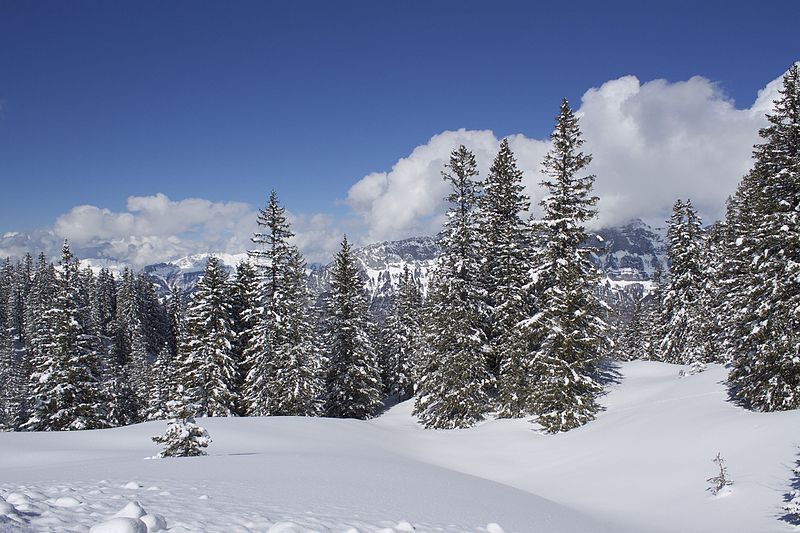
[2,362,793,533]
[0,424,612,532]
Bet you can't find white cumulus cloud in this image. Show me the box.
[346,129,549,243]
[346,68,790,238]
[0,193,351,267]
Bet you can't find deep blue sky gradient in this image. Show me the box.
[1,0,798,230]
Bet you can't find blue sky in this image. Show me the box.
[0,1,798,264]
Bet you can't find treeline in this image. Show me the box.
[0,98,607,434]
[1,64,797,434]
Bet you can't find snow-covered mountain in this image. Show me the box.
[589,218,667,282]
[142,252,249,297]
[308,236,439,320]
[136,219,666,320]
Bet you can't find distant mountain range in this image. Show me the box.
[134,218,666,322]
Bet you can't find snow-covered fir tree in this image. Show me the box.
[244,191,323,416]
[263,246,323,416]
[695,221,726,363]
[414,146,492,429]
[229,260,258,414]
[152,385,211,458]
[521,99,607,433]
[127,323,151,416]
[244,190,291,415]
[479,139,531,384]
[23,253,57,414]
[179,256,238,417]
[652,199,710,365]
[323,236,382,419]
[0,313,16,430]
[383,265,422,401]
[147,341,175,420]
[728,63,800,411]
[91,267,117,341]
[613,297,648,361]
[25,241,108,431]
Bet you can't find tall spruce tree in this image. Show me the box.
[614,297,648,361]
[26,241,107,430]
[244,191,323,416]
[521,99,607,433]
[728,63,800,410]
[654,199,709,365]
[479,139,531,386]
[0,308,15,430]
[384,265,422,401]
[230,260,258,415]
[244,191,292,415]
[147,341,176,420]
[179,256,238,417]
[414,146,491,429]
[266,246,323,416]
[323,236,382,419]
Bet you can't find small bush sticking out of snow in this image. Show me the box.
[707,452,733,496]
[679,362,706,378]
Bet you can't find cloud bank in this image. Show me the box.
[0,67,789,267]
[347,70,786,241]
[0,193,342,267]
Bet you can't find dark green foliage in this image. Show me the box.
[414,146,492,429]
[25,241,108,431]
[383,265,422,401]
[479,139,531,381]
[324,236,382,419]
[522,99,606,433]
[179,256,238,417]
[651,199,710,365]
[728,64,800,411]
[244,191,323,417]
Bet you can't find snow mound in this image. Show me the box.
[113,501,147,519]
[0,497,17,516]
[267,522,308,533]
[89,517,147,533]
[140,514,167,532]
[52,496,81,507]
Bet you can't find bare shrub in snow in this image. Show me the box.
[706,452,733,495]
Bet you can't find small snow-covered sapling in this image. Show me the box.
[707,452,733,495]
[152,386,211,458]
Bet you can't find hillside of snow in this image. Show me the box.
[1,361,797,533]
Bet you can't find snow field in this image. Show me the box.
[1,361,798,532]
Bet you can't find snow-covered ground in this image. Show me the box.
[1,362,798,533]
